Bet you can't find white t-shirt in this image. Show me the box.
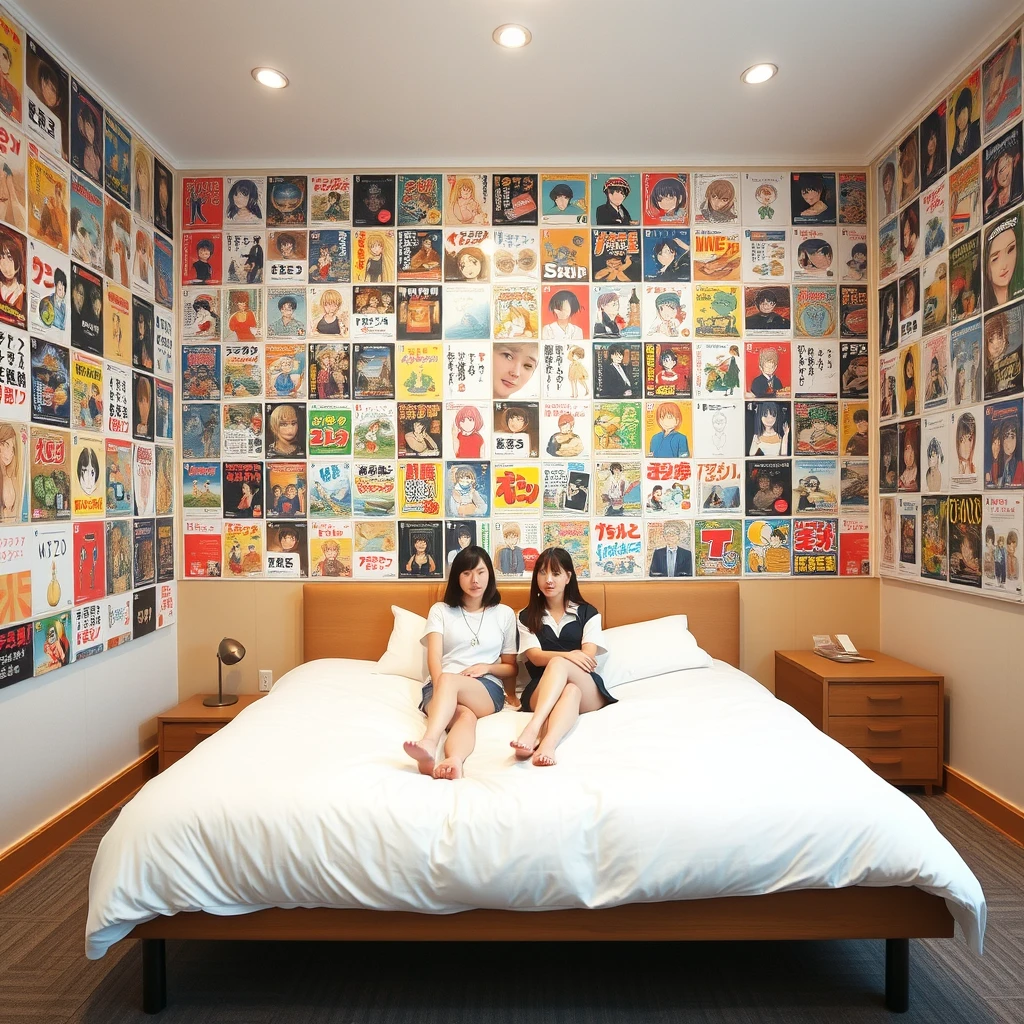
[421,602,518,675]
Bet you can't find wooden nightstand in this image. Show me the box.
[157,694,265,772]
[774,650,944,794]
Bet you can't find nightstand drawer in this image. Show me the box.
[161,722,224,752]
[828,716,937,748]
[849,747,938,781]
[829,683,938,716]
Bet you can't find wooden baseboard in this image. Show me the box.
[944,765,1024,847]
[0,748,157,896]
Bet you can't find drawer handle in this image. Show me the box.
[866,756,903,765]
[866,694,903,702]
[867,725,902,734]
[195,727,220,737]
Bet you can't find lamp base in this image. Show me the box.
[203,693,239,707]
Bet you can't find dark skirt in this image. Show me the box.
[519,667,616,712]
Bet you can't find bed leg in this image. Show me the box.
[884,938,909,1012]
[142,938,167,1014]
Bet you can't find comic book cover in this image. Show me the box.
[792,340,838,398]
[539,174,588,226]
[643,398,692,457]
[745,459,792,516]
[438,284,487,341]
[264,401,305,460]
[835,340,867,399]
[25,37,68,160]
[897,418,921,493]
[397,459,441,517]
[102,195,131,288]
[444,460,491,518]
[100,279,129,364]
[590,518,643,579]
[102,590,132,647]
[309,521,353,578]
[918,494,948,582]
[155,378,172,443]
[540,228,588,282]
[838,173,867,225]
[223,175,265,227]
[0,616,33,683]
[487,519,535,578]
[876,496,898,574]
[790,172,837,226]
[445,174,489,227]
[985,209,1024,313]
[351,174,394,229]
[743,341,790,399]
[950,319,984,407]
[641,173,689,225]
[984,301,1024,400]
[898,130,921,208]
[132,140,153,226]
[492,174,538,226]
[641,228,690,284]
[181,176,221,230]
[26,522,71,619]
[742,228,789,283]
[740,172,788,226]
[182,519,221,578]
[442,228,490,284]
[692,227,741,283]
[308,460,352,518]
[104,517,132,594]
[0,225,27,329]
[982,492,1023,597]
[133,518,155,587]
[351,286,395,337]
[948,405,982,491]
[0,419,26,525]
[692,399,743,457]
[793,284,838,339]
[179,231,221,288]
[586,399,637,453]
[155,446,173,515]
[181,460,219,516]
[790,516,839,576]
[921,331,950,409]
[921,102,949,192]
[538,285,588,347]
[840,458,869,508]
[840,400,870,457]
[642,460,691,517]
[540,400,590,459]
[343,404,391,464]
[156,581,175,629]
[746,400,791,457]
[441,520,480,573]
[397,288,442,342]
[223,230,263,285]
[921,414,950,493]
[743,518,791,576]
[593,285,641,338]
[837,515,869,576]
[305,342,347,402]
[694,341,743,399]
[539,520,587,577]
[493,400,539,458]
[31,610,71,676]
[949,154,983,243]
[589,173,640,226]
[306,229,350,285]
[738,288,788,345]
[792,225,838,281]
[220,345,261,404]
[70,432,103,517]
[921,180,948,263]
[266,175,307,228]
[983,34,1022,139]
[643,340,692,398]
[396,229,442,283]
[220,404,261,460]
[692,173,740,225]
[0,333,29,432]
[838,227,868,285]
[984,397,1024,488]
[180,402,219,459]
[223,522,263,577]
[223,462,264,520]
[877,281,899,355]
[491,227,539,282]
[947,494,982,586]
[72,599,103,660]
[152,156,173,239]
[695,459,743,513]
[898,204,922,270]
[153,234,173,308]
[350,342,393,400]
[309,174,350,228]
[29,337,69,428]
[352,462,396,517]
[793,457,839,515]
[265,461,306,519]
[693,285,741,339]
[443,341,489,399]
[263,342,305,400]
[393,174,440,228]
[878,216,899,283]
[692,518,740,577]
[0,121,27,234]
[591,459,640,516]
[102,359,128,437]
[592,341,641,399]
[181,344,220,401]
[441,399,488,459]
[947,232,980,329]
[353,521,398,579]
[921,253,948,337]
[881,402,898,463]
[492,289,539,351]
[307,404,352,458]
[352,229,396,285]
[0,12,23,126]
[395,521,442,581]
[27,144,69,254]
[950,67,984,170]
[542,461,589,515]
[642,285,691,343]
[264,288,305,340]
[266,228,306,284]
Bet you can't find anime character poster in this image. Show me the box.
[949,154,983,241]
[266,228,306,283]
[593,286,641,338]
[695,340,743,399]
[643,285,691,342]
[983,34,1022,139]
[984,301,1024,400]
[131,218,154,298]
[982,492,1023,597]
[27,241,68,346]
[152,156,172,239]
[156,518,174,581]
[132,140,154,226]
[879,151,899,221]
[222,175,265,228]
[591,519,643,579]
[442,284,490,341]
[593,458,641,516]
[878,216,899,282]
[591,340,641,400]
[493,400,539,458]
[742,229,789,283]
[103,195,131,287]
[543,461,591,515]
[265,461,306,519]
[397,229,442,283]
[0,419,27,524]
[919,106,948,194]
[183,519,221,578]
[744,341,790,399]
[589,173,640,226]
[153,234,173,308]
[897,418,921,492]
[353,521,398,579]
[352,229,396,285]
[130,295,154,373]
[692,227,741,282]
[790,172,836,226]
[131,371,154,441]
[793,457,839,515]
[0,225,27,329]
[179,231,222,288]
[101,360,128,438]
[693,518,741,576]
[307,460,351,518]
[440,228,489,285]
[898,271,922,342]
[541,400,590,458]
[897,343,919,418]
[746,459,792,516]
[155,447,173,514]
[398,401,443,459]
[691,173,740,225]
[877,281,898,355]
[265,287,307,339]
[540,228,588,281]
[27,143,69,255]
[841,400,870,456]
[0,617,33,684]
[309,174,351,227]
[221,402,262,458]
[921,414,950,492]
[693,459,740,513]
[0,12,23,125]
[642,173,689,225]
[397,287,442,342]
[836,341,867,399]
[693,285,742,339]
[742,285,790,341]
[265,401,306,460]
[743,518,791,576]
[540,174,588,226]
[876,496,899,574]
[491,227,539,282]
[263,342,305,400]
[947,494,983,587]
[221,288,263,345]
[745,400,791,457]
[393,174,441,228]
[180,402,219,459]
[644,341,692,399]
[948,233,982,328]
[181,344,220,401]
[878,349,898,421]
[446,173,489,226]
[443,399,489,460]
[133,518,155,588]
[949,68,983,169]
[72,520,105,608]
[224,522,263,578]
[919,495,949,581]
[397,521,443,580]
[70,432,103,517]
[840,459,869,508]
[792,285,838,339]
[949,405,982,491]
[492,174,538,226]
[741,172,789,226]
[308,521,353,578]
[219,343,261,404]
[352,401,396,460]
[642,459,691,516]
[25,37,68,161]
[0,121,28,234]
[837,516,869,577]
[308,342,349,401]
[32,611,71,676]
[541,521,587,576]
[351,463,396,517]
[982,123,1024,222]
[181,175,222,230]
[104,516,132,594]
[791,517,839,576]
[984,397,1024,488]
[488,518,536,578]
[351,342,394,400]
[692,399,743,457]
[266,175,307,227]
[29,337,69,428]
[897,129,921,208]
[838,226,868,283]
[642,229,691,283]
[916,186,947,267]
[351,286,395,337]
[444,461,490,518]
[223,231,264,285]
[838,173,867,225]
[792,226,838,281]
[351,174,394,228]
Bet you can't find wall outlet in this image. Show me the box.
[258,669,273,692]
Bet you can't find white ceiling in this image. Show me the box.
[13,0,1024,170]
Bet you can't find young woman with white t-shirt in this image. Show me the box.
[403,546,518,780]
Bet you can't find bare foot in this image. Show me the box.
[433,757,463,780]
[510,734,538,761]
[403,739,437,776]
[532,748,557,767]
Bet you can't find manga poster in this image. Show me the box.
[352,401,396,459]
[591,519,643,579]
[744,341,790,399]
[793,457,839,515]
[644,340,692,398]
[838,226,868,283]
[396,174,441,227]
[540,174,588,226]
[643,398,691,458]
[921,103,948,193]
[441,228,489,284]
[543,521,589,576]
[947,494,982,587]
[950,405,983,491]
[639,286,690,344]
[219,289,263,346]
[181,402,219,458]
[950,318,983,408]
[0,224,27,329]
[441,341,488,399]
[692,173,740,225]
[397,229,442,283]
[132,218,154,298]
[696,459,742,513]
[899,271,922,343]
[0,622,33,687]
[493,400,539,458]
[982,123,1023,222]
[949,233,982,328]
[877,282,899,355]
[0,11,23,125]
[897,342,919,418]
[440,399,486,459]
[397,521,443,580]
[181,231,222,288]
[492,174,538,226]
[308,521,353,578]
[265,401,306,459]
[309,174,351,227]
[157,519,174,581]
[103,195,131,287]
[488,518,536,578]
[183,519,221,578]
[920,495,948,582]
[265,287,307,339]
[691,227,741,282]
[104,517,131,595]
[104,590,132,647]
[641,173,689,225]
[744,519,791,576]
[442,284,490,341]
[308,460,352,518]
[541,400,590,459]
[491,228,539,282]
[643,459,692,516]
[446,174,489,226]
[224,176,266,227]
[132,140,154,225]
[838,516,869,577]
[70,432,103,517]
[352,229,396,284]
[878,348,898,421]
[351,174,394,228]
[949,68,983,169]
[353,521,398,580]
[983,301,1024,400]
[983,34,1022,138]
[265,461,307,518]
[790,172,837,226]
[308,342,349,400]
[591,341,640,400]
[792,225,838,281]
[594,285,642,339]
[156,581,175,629]
[693,518,742,577]
[181,344,221,401]
[642,229,691,284]
[130,295,154,373]
[64,170,102,264]
[131,369,153,442]
[0,121,28,233]
[223,231,264,285]
[393,342,440,400]
[840,284,869,338]
[742,229,789,283]
[791,517,839,576]
[590,173,641,226]
[351,286,395,337]
[693,285,741,340]
[838,173,867,225]
[984,397,1024,488]
[540,228,588,282]
[397,287,442,342]
[922,414,950,492]
[222,402,263,457]
[898,129,921,208]
[155,447,174,514]
[154,235,173,307]
[897,418,921,492]
[793,285,838,339]
[182,176,222,230]
[877,496,897,574]
[25,37,69,160]
[542,461,590,515]
[29,337,69,427]
[153,157,173,238]
[133,518,155,587]
[745,459,792,516]
[101,359,128,437]
[982,493,1023,597]
[692,399,743,457]
[878,216,899,282]
[840,459,869,509]
[101,436,130,518]
[841,400,870,457]
[836,341,867,399]
[266,175,307,227]
[32,611,71,676]
[266,228,307,283]
[949,154,983,241]
[745,400,791,457]
[921,179,949,260]
[222,461,264,519]
[219,343,262,403]
[223,522,263,578]
[444,460,490,518]
[352,462,396,517]
[741,173,790,225]
[351,342,394,399]
[182,461,220,516]
[594,459,641,516]
[27,143,69,254]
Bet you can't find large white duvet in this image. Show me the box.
[86,659,986,959]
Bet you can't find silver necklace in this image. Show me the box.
[461,606,485,647]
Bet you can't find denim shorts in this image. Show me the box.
[419,673,506,715]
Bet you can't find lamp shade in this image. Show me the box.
[218,637,245,665]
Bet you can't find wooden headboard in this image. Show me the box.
[303,581,740,667]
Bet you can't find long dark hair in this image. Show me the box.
[444,545,499,608]
[524,547,585,636]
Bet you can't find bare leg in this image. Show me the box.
[513,657,607,757]
[533,684,581,766]
[434,705,477,780]
[405,673,493,776]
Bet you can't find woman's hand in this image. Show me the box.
[460,663,493,678]
[560,650,597,672]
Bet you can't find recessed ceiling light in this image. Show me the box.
[251,67,289,89]
[493,24,531,48]
[741,63,778,85]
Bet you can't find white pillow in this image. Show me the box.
[376,606,427,681]
[599,615,711,688]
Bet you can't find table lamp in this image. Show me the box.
[205,637,245,707]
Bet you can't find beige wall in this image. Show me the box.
[177,578,880,700]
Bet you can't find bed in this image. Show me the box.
[86,581,986,1014]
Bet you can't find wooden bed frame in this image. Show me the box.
[129,580,953,1014]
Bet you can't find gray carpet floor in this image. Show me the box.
[0,792,1021,1023]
